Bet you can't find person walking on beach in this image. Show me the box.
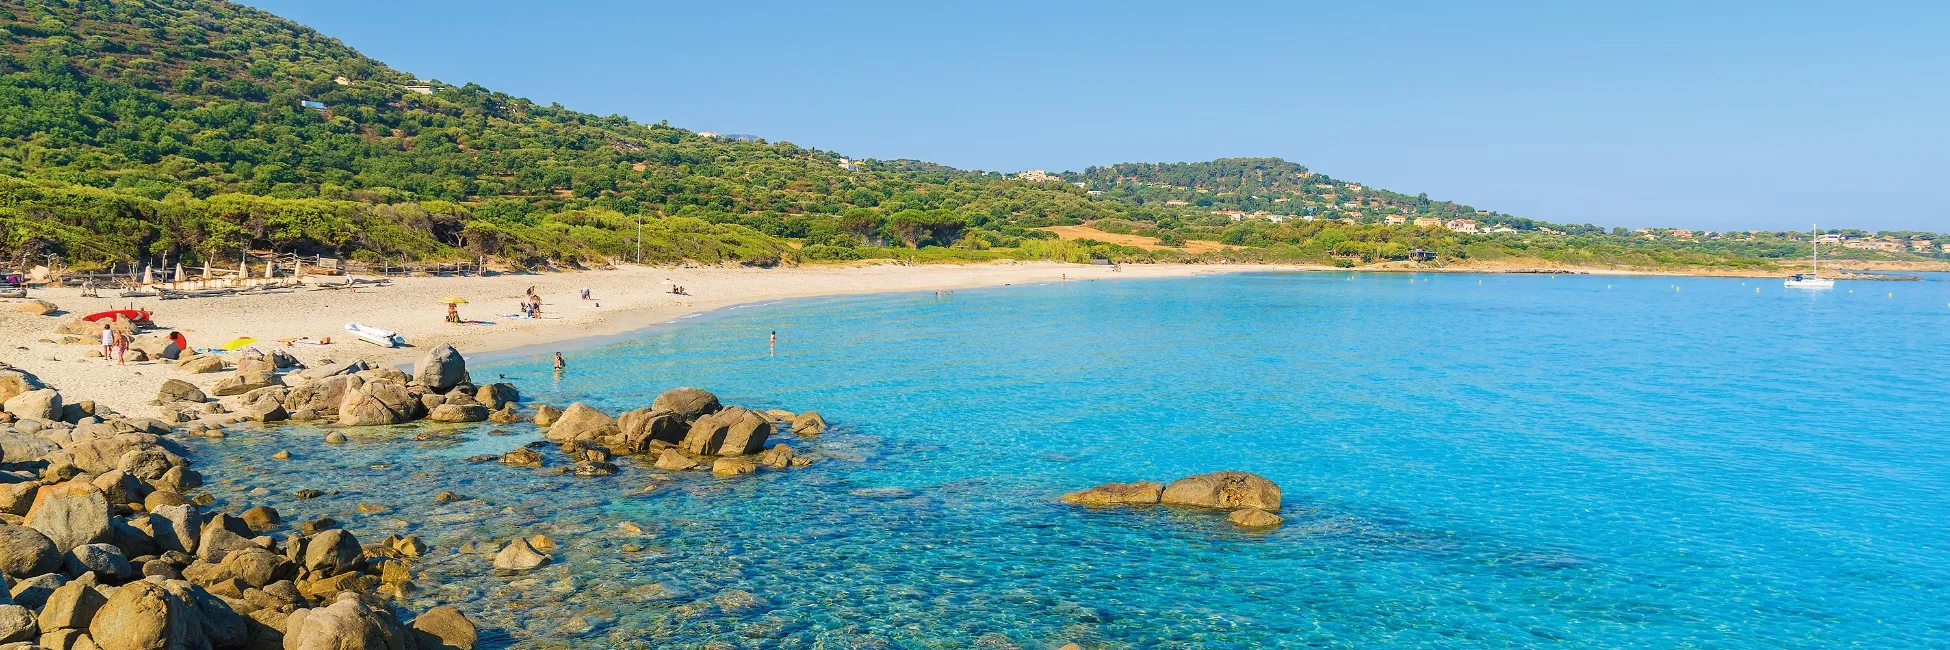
[99,323,114,360]
[113,328,130,365]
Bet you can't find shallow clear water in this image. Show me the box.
[190,271,1950,648]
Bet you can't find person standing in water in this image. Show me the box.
[553,352,566,371]
[769,330,777,356]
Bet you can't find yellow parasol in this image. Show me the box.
[439,296,469,305]
[218,337,258,351]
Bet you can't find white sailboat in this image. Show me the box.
[1784,224,1835,289]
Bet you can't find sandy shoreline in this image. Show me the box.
[0,261,1246,419]
[3,257,1940,419]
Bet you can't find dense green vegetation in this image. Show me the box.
[0,0,1940,271]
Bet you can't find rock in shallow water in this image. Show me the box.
[1060,481,1164,507]
[1227,508,1284,528]
[493,539,549,572]
[1159,471,1282,513]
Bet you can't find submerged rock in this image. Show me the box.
[492,539,549,572]
[1060,481,1164,507]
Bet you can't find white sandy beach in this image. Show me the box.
[0,261,1240,418]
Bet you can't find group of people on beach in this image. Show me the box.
[99,323,128,365]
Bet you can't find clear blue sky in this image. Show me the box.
[242,1,1948,232]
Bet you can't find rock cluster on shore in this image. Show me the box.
[150,343,520,433]
[1,362,483,649]
[494,387,826,480]
[1062,471,1285,529]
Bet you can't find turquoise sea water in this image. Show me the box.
[192,272,1950,648]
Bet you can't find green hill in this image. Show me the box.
[0,0,1938,271]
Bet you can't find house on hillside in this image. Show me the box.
[1670,230,1694,240]
[1414,217,1442,228]
[1444,219,1479,233]
[1016,170,1055,182]
[1385,215,1406,225]
[1909,239,1935,251]
[1815,234,1843,244]
[1488,226,1517,233]
[1163,200,1189,207]
[838,158,861,171]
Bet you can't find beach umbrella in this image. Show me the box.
[265,260,277,278]
[142,266,153,284]
[202,258,211,279]
[173,264,185,282]
[439,296,469,305]
[239,256,248,279]
[219,337,258,351]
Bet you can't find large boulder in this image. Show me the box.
[174,355,225,374]
[492,539,548,572]
[425,404,488,424]
[651,388,720,421]
[474,383,517,410]
[13,299,56,316]
[283,593,411,650]
[1159,471,1282,513]
[301,529,363,577]
[3,389,61,422]
[62,543,133,580]
[0,430,58,463]
[414,344,467,392]
[531,405,562,427]
[411,605,477,650]
[615,408,686,454]
[150,504,200,556]
[285,375,360,417]
[87,580,196,650]
[210,370,280,397]
[129,333,181,361]
[791,411,827,436]
[0,524,60,578]
[157,579,247,650]
[155,379,205,405]
[1060,481,1164,507]
[543,403,616,442]
[681,407,770,456]
[336,394,399,427]
[23,479,111,552]
[36,580,105,631]
[0,367,46,404]
[0,604,33,643]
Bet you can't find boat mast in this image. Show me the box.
[1812,223,1819,277]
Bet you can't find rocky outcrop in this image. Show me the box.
[1065,471,1283,529]
[414,344,467,392]
[1159,471,1282,513]
[651,387,720,420]
[544,403,616,442]
[474,383,517,411]
[284,593,410,650]
[1060,481,1164,507]
[284,375,359,417]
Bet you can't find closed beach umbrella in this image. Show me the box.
[439,296,469,305]
[202,258,211,279]
[239,256,248,279]
[265,260,277,278]
[174,264,185,282]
